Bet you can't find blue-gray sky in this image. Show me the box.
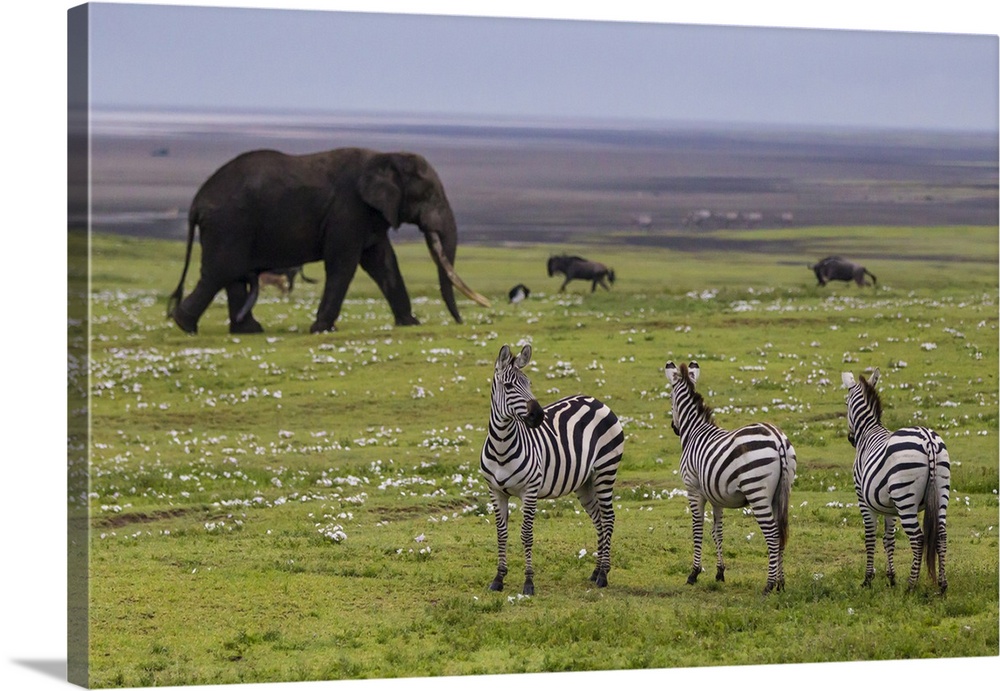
[86,1,999,131]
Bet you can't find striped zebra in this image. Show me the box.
[842,369,950,593]
[480,344,625,595]
[664,361,797,594]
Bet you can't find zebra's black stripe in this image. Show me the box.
[480,344,625,596]
[842,368,950,592]
[665,361,797,594]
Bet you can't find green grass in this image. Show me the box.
[77,226,998,687]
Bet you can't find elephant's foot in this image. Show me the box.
[230,316,264,334]
[310,320,337,334]
[171,305,199,334]
[395,314,420,326]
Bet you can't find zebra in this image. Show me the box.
[480,344,625,595]
[841,368,950,593]
[664,361,797,594]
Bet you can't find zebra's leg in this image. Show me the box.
[900,512,925,591]
[519,493,539,596]
[710,504,725,582]
[749,497,783,594]
[937,491,948,595]
[575,484,606,584]
[488,490,509,592]
[882,515,897,587]
[593,490,616,588]
[860,505,878,588]
[687,493,707,585]
[936,516,948,594]
[934,459,950,594]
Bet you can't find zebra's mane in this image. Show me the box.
[858,374,883,423]
[678,362,714,424]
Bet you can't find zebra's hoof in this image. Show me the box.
[522,580,534,596]
[938,582,948,595]
[594,571,608,588]
[488,579,504,592]
[887,574,896,587]
[686,570,700,585]
[715,567,725,582]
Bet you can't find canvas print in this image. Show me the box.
[68,2,999,689]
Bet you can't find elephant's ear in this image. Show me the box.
[358,155,403,229]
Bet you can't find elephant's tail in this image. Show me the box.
[167,214,197,318]
[298,266,318,284]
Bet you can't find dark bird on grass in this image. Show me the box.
[509,284,531,304]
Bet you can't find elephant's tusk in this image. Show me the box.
[429,234,492,308]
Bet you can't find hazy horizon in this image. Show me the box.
[84,3,999,133]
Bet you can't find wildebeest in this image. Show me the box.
[234,265,319,323]
[810,256,877,287]
[259,271,291,296]
[508,284,531,304]
[268,265,318,294]
[547,255,615,292]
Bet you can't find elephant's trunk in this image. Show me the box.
[422,212,490,323]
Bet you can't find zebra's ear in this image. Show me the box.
[514,344,532,369]
[496,345,513,371]
[841,372,856,388]
[869,368,880,387]
[664,361,680,385]
[688,361,700,384]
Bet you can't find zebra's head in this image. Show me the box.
[492,344,544,428]
[841,368,882,446]
[664,361,713,434]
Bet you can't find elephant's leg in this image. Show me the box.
[359,236,419,326]
[226,281,264,333]
[174,279,223,334]
[311,253,362,333]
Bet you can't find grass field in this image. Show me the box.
[74,226,998,687]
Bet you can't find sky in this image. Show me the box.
[83,0,999,131]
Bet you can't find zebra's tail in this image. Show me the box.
[773,436,794,551]
[922,433,940,583]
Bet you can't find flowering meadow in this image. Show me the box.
[77,227,998,687]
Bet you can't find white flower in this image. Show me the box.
[577,548,588,559]
[414,533,426,543]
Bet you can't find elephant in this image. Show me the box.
[809,256,877,287]
[547,254,615,292]
[167,148,490,334]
